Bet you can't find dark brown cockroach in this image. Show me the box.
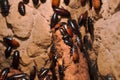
[83,35,92,50]
[38,67,49,78]
[57,58,65,79]
[5,46,12,58]
[0,68,9,80]
[76,35,83,52]
[11,50,20,69]
[59,28,73,47]
[53,7,71,18]
[88,17,94,41]
[68,19,81,38]
[0,0,10,17]
[92,0,102,11]
[32,0,39,6]
[23,0,29,4]
[78,11,88,27]
[64,0,70,6]
[3,36,20,48]
[50,12,59,29]
[52,0,60,9]
[18,1,26,16]
[40,0,46,3]
[30,66,36,80]
[6,73,28,80]
[63,23,73,38]
[81,0,87,6]
[70,45,79,63]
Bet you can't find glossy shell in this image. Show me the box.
[18,1,26,16]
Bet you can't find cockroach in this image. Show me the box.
[0,68,9,80]
[18,1,26,16]
[68,19,81,38]
[88,17,94,41]
[63,23,73,38]
[11,50,20,69]
[40,0,46,3]
[76,35,83,52]
[81,0,87,6]
[70,45,79,63]
[6,73,28,80]
[0,0,10,17]
[30,66,36,80]
[3,36,20,48]
[50,12,59,29]
[57,58,64,78]
[5,46,12,58]
[32,0,39,6]
[23,0,29,4]
[52,0,60,9]
[92,0,102,11]
[64,0,70,6]
[78,11,88,27]
[38,67,49,78]
[53,7,71,18]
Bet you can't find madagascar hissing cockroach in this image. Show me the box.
[70,45,79,63]
[52,0,60,9]
[0,0,10,17]
[11,50,20,69]
[3,36,20,48]
[40,0,46,3]
[23,0,29,4]
[53,7,71,18]
[76,35,83,52]
[0,68,9,80]
[64,0,70,6]
[80,0,87,6]
[18,1,26,16]
[50,12,59,29]
[5,46,12,58]
[78,11,88,27]
[88,17,94,41]
[30,66,36,80]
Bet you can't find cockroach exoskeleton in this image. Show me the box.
[0,0,10,17]
[50,12,59,29]
[0,68,9,80]
[68,19,81,38]
[18,1,26,16]
[80,0,87,6]
[78,11,88,27]
[32,0,39,7]
[70,45,79,63]
[64,0,70,6]
[52,0,60,9]
[38,67,49,79]
[3,36,20,48]
[23,0,29,4]
[92,0,102,13]
[57,58,65,79]
[5,46,12,59]
[40,0,46,3]
[11,50,20,69]
[53,7,71,18]
[88,17,94,41]
[30,66,36,80]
